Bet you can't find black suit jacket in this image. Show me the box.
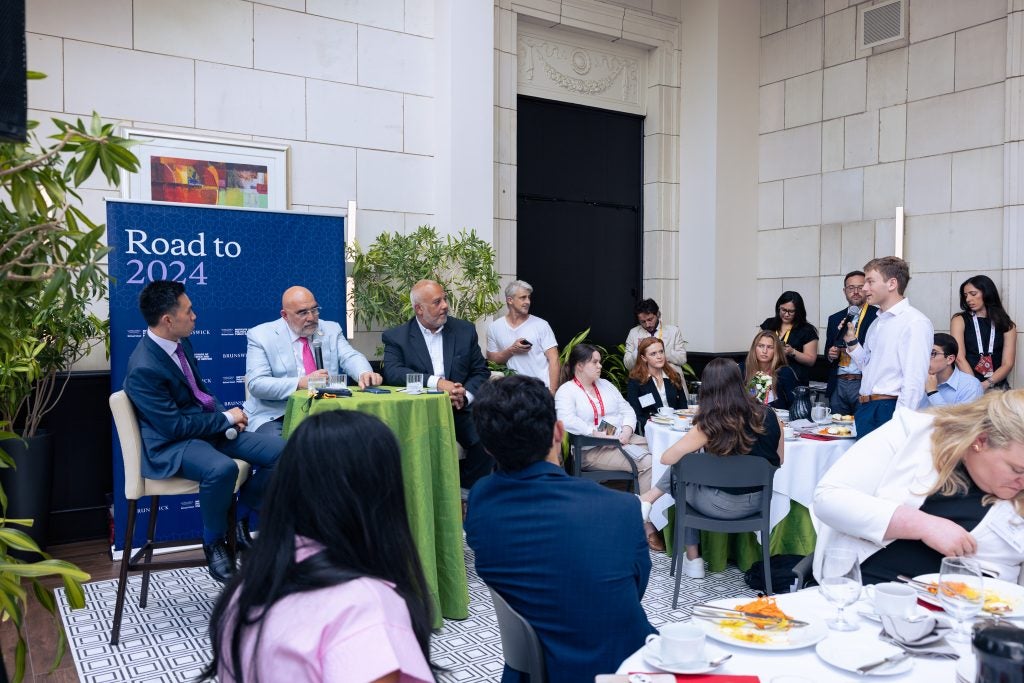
[824,305,878,398]
[626,377,687,433]
[123,335,229,479]
[381,316,490,396]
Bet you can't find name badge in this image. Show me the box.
[639,393,656,408]
[988,502,1024,553]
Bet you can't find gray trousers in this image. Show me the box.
[829,376,862,415]
[681,484,763,546]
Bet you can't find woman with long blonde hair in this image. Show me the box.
[814,390,1024,585]
[741,330,799,409]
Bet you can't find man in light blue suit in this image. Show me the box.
[244,286,382,435]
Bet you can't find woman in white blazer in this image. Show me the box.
[813,390,1024,585]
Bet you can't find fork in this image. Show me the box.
[690,610,790,631]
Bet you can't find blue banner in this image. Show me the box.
[107,200,345,551]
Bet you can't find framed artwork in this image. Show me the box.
[120,129,290,210]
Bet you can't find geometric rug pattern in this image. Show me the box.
[57,543,756,682]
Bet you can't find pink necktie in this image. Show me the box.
[175,343,216,412]
[300,337,317,375]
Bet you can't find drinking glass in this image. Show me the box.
[406,373,424,394]
[328,374,347,389]
[938,556,984,642]
[819,547,862,631]
[307,376,327,392]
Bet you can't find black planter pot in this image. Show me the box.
[0,430,55,553]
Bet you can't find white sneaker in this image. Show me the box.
[639,498,652,523]
[682,556,705,579]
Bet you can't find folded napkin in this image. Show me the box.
[799,433,834,441]
[879,614,958,658]
[789,419,817,429]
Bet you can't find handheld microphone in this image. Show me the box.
[843,304,860,324]
[310,331,324,370]
[225,427,238,440]
[835,305,860,348]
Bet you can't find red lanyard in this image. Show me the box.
[573,377,605,425]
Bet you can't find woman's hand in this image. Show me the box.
[618,425,633,445]
[918,515,978,557]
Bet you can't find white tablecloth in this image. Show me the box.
[617,586,972,681]
[645,422,854,530]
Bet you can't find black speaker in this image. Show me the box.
[0,0,27,143]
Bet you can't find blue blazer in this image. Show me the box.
[123,335,230,479]
[381,317,489,395]
[465,462,655,683]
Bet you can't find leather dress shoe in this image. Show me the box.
[234,519,254,554]
[203,540,235,583]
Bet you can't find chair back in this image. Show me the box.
[673,452,776,533]
[487,586,547,683]
[110,390,146,500]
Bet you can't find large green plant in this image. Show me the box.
[1,86,138,680]
[347,225,503,348]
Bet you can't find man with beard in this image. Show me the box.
[824,271,878,416]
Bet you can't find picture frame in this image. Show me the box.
[120,129,290,210]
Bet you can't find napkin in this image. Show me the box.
[879,614,958,658]
[799,433,834,441]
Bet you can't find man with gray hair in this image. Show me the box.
[486,280,559,392]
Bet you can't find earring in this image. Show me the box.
[972,444,981,452]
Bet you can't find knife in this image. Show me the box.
[692,603,811,627]
[856,651,910,674]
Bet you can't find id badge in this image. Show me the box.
[975,354,995,379]
[639,393,656,408]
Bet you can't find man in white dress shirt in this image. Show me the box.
[623,299,687,376]
[486,280,559,392]
[244,286,381,436]
[843,257,933,438]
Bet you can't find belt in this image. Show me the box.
[859,394,897,403]
[837,374,862,380]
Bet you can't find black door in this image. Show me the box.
[516,96,643,352]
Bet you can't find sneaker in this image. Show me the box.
[639,498,652,522]
[682,555,705,579]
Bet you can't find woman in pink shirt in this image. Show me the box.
[202,410,436,683]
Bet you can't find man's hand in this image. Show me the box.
[919,515,977,557]
[227,407,248,429]
[438,379,467,409]
[509,338,531,355]
[925,372,938,393]
[827,345,840,361]
[298,369,328,389]
[358,371,383,389]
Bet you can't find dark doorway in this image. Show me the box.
[516,96,643,352]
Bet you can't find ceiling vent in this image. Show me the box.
[858,0,905,50]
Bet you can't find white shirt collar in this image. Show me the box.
[416,319,444,337]
[147,328,179,357]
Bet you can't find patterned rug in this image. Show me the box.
[56,544,755,682]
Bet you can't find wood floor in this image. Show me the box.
[0,538,204,682]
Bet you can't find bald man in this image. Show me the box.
[244,286,381,435]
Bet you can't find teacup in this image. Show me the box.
[657,406,675,417]
[870,582,918,617]
[645,622,705,666]
[783,426,795,439]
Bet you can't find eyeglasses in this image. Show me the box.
[844,285,864,293]
[930,350,950,358]
[293,305,321,318]
[779,307,797,315]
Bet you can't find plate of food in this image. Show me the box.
[831,414,855,423]
[816,425,856,439]
[690,596,827,651]
[650,416,675,425]
[911,574,1024,617]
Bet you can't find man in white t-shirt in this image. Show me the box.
[486,280,560,392]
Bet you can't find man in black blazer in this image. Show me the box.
[382,279,493,488]
[824,270,878,415]
[123,280,283,582]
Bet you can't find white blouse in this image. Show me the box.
[554,378,637,437]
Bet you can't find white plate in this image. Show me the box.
[650,417,674,425]
[670,424,690,432]
[815,638,913,676]
[856,602,933,623]
[692,598,828,651]
[913,573,1024,617]
[812,428,857,439]
[641,642,728,675]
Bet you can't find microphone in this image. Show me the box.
[836,305,860,348]
[843,304,860,324]
[310,330,324,370]
[225,427,238,440]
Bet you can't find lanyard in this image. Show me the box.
[648,325,663,340]
[781,327,791,344]
[852,304,867,336]
[972,313,996,355]
[573,377,605,425]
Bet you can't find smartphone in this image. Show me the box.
[520,339,533,347]
[361,387,391,394]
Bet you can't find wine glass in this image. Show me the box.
[938,556,984,642]
[819,547,862,631]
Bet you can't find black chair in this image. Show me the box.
[567,433,639,493]
[487,586,547,683]
[669,452,777,607]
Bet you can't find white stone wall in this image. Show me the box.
[758,0,1024,388]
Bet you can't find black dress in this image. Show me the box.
[760,319,818,385]
[958,311,1009,385]
[738,361,798,410]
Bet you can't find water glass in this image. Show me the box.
[328,374,347,388]
[938,556,984,642]
[308,376,327,392]
[406,373,424,394]
[819,546,862,631]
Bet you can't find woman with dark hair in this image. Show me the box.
[740,330,799,409]
[203,410,435,683]
[950,275,1017,390]
[626,337,688,431]
[760,291,819,385]
[657,358,784,578]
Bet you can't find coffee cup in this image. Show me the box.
[657,406,675,417]
[645,622,705,666]
[871,582,917,617]
[783,426,795,439]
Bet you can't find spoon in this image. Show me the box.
[708,653,733,667]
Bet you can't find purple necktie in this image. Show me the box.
[175,343,216,412]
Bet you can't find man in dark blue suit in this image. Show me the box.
[381,279,493,488]
[824,270,878,416]
[123,280,282,582]
[466,376,655,683]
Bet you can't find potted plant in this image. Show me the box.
[1,85,139,680]
[347,225,503,352]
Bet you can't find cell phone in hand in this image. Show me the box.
[520,339,532,347]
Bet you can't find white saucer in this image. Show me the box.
[815,639,912,676]
[642,642,728,674]
[856,603,932,623]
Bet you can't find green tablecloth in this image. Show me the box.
[664,501,817,572]
[282,388,468,626]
